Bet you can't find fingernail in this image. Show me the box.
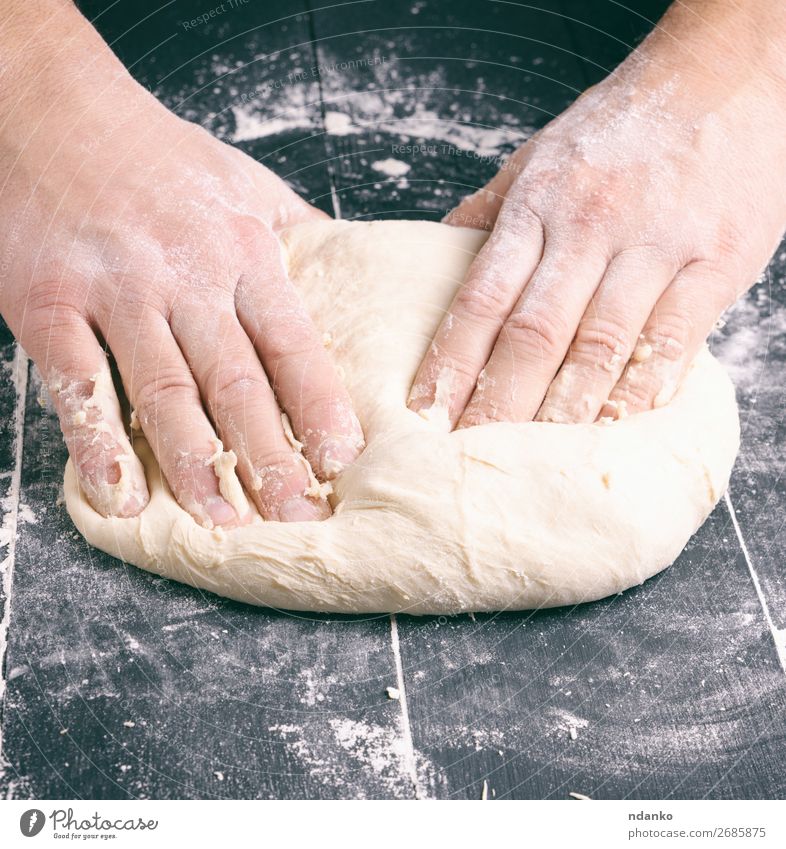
[278,496,331,522]
[205,495,237,527]
[319,436,363,479]
[407,382,432,412]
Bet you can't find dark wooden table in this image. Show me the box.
[1,0,785,800]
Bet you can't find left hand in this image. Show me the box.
[408,25,786,427]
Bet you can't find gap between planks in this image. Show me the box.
[0,346,29,770]
[305,3,343,220]
[724,490,786,672]
[389,614,427,798]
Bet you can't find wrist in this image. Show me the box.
[623,0,786,105]
[0,0,155,135]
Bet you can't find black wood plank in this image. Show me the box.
[558,0,671,86]
[398,506,786,799]
[309,0,587,220]
[712,248,786,630]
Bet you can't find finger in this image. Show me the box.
[26,310,148,517]
[536,248,678,423]
[443,168,515,232]
[108,309,242,529]
[443,141,533,231]
[239,153,329,230]
[234,224,365,480]
[407,204,545,427]
[603,261,732,417]
[269,185,330,230]
[169,301,331,523]
[458,243,609,427]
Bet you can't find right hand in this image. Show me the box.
[0,6,364,528]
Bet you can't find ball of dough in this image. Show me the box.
[64,221,740,614]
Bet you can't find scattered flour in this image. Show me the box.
[268,717,439,798]
[297,667,326,706]
[548,708,590,737]
[329,717,409,776]
[371,158,411,177]
[323,111,354,136]
[231,105,311,142]
[16,504,36,525]
[711,283,786,392]
[163,49,531,164]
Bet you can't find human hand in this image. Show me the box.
[0,5,363,527]
[409,4,786,427]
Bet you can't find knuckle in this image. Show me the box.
[501,308,566,357]
[672,260,739,317]
[495,198,543,234]
[445,356,480,388]
[415,351,481,407]
[252,451,300,480]
[115,282,171,321]
[292,388,343,424]
[25,302,83,347]
[53,381,98,422]
[462,377,520,425]
[615,243,677,271]
[232,214,276,254]
[74,438,119,482]
[258,318,319,368]
[647,324,690,363]
[452,204,544,327]
[25,286,71,318]
[460,405,494,428]
[571,318,631,368]
[453,279,511,325]
[613,373,659,411]
[134,368,200,420]
[614,338,686,414]
[208,366,270,412]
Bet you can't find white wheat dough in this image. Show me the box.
[64,220,740,614]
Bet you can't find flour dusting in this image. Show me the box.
[268,716,440,798]
[371,158,411,177]
[159,49,531,166]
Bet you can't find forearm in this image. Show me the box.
[617,0,786,107]
[0,0,154,133]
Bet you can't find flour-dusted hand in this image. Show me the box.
[0,1,363,526]
[409,1,786,427]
